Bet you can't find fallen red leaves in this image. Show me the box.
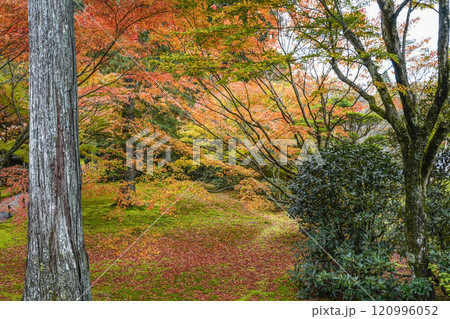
[0,191,300,301]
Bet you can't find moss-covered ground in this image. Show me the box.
[0,181,300,300]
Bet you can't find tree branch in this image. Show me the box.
[424,0,450,134]
[377,0,418,135]
[0,125,29,169]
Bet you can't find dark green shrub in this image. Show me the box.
[288,144,431,300]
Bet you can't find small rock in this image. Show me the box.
[0,211,12,223]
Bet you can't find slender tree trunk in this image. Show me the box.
[123,97,136,193]
[23,0,92,300]
[124,167,136,193]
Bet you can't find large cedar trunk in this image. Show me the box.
[23,0,92,300]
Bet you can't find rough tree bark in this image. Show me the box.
[23,0,92,300]
[403,150,431,282]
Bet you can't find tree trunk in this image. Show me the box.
[403,149,435,300]
[23,0,92,300]
[123,97,136,193]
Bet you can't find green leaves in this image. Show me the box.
[289,144,407,300]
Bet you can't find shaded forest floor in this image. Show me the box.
[0,181,301,300]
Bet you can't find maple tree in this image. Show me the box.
[76,0,181,200]
[150,0,385,197]
[0,0,159,168]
